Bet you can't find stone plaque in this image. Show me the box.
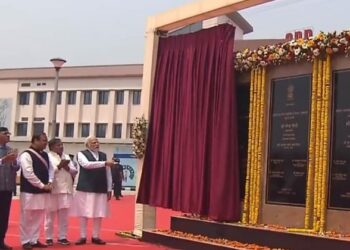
[329,70,350,210]
[267,75,311,206]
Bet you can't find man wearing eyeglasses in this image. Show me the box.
[70,136,114,245]
[19,132,53,249]
[0,127,19,250]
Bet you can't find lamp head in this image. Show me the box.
[50,58,66,70]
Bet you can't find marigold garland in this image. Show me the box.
[313,59,323,232]
[304,60,318,229]
[242,69,256,224]
[242,67,266,225]
[249,69,259,223]
[320,54,331,233]
[254,67,266,224]
[132,115,148,159]
[302,55,331,234]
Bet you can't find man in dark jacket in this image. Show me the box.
[19,132,53,249]
[70,136,115,245]
[111,158,124,200]
[0,127,19,250]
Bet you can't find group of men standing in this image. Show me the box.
[0,127,124,250]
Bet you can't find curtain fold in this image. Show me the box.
[137,24,240,221]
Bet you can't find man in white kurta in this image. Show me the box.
[19,133,54,249]
[44,138,77,246]
[70,136,114,245]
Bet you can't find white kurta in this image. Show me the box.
[47,151,77,211]
[69,150,112,218]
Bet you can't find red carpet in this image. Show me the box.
[6,195,180,250]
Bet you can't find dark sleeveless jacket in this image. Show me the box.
[20,148,50,194]
[76,150,107,193]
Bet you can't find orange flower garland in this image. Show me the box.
[290,55,332,234]
[242,67,266,225]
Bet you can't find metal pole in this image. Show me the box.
[50,68,59,139]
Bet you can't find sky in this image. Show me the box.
[0,0,349,69]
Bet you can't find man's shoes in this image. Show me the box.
[75,238,86,245]
[115,197,120,200]
[22,243,32,250]
[0,243,13,250]
[57,239,70,245]
[31,241,47,248]
[91,238,106,245]
[45,239,53,246]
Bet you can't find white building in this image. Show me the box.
[0,64,143,157]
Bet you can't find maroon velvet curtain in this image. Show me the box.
[137,24,240,222]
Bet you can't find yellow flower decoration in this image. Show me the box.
[132,116,148,159]
[234,30,350,71]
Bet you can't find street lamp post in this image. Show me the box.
[50,58,66,139]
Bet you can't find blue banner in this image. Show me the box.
[114,153,137,189]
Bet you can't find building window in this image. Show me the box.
[65,123,74,137]
[33,123,44,135]
[57,91,62,105]
[115,90,124,105]
[113,123,122,138]
[83,91,92,105]
[132,90,141,105]
[127,123,134,138]
[19,92,30,105]
[80,123,90,137]
[95,123,107,138]
[67,91,76,105]
[98,91,109,105]
[35,92,46,105]
[16,123,27,136]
